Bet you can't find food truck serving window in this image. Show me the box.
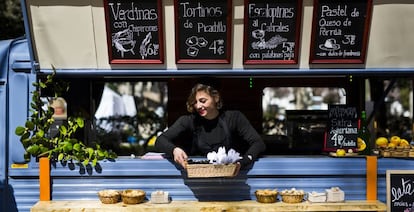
[41,77,413,157]
[262,87,346,155]
[262,87,346,135]
[42,79,169,157]
[93,81,168,156]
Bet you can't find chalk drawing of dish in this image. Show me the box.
[251,29,287,50]
[319,38,340,51]
[112,28,137,58]
[185,36,208,57]
[185,36,208,48]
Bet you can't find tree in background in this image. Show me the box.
[0,0,24,40]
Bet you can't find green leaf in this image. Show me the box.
[36,130,44,138]
[25,121,35,130]
[21,132,30,141]
[39,146,49,154]
[39,81,46,88]
[82,159,89,166]
[15,126,26,136]
[87,148,94,158]
[97,150,105,157]
[27,144,39,155]
[73,143,81,151]
[59,125,67,135]
[62,142,73,152]
[76,118,84,128]
[58,153,64,161]
[92,158,97,167]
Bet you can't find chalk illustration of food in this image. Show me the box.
[319,38,340,51]
[140,32,152,59]
[251,29,287,50]
[185,36,208,57]
[112,29,136,58]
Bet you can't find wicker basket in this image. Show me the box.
[281,194,304,203]
[186,163,239,178]
[409,150,414,158]
[380,147,410,157]
[255,190,278,203]
[98,190,120,204]
[121,189,146,204]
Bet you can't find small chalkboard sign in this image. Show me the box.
[309,0,372,64]
[324,105,358,151]
[104,0,164,64]
[174,0,232,64]
[387,170,414,212]
[243,0,302,64]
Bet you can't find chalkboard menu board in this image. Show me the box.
[324,105,358,151]
[387,170,414,212]
[309,0,372,64]
[104,0,164,64]
[174,0,232,64]
[243,0,302,64]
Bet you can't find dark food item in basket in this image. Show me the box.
[187,159,210,164]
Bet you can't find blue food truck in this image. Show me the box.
[2,0,414,211]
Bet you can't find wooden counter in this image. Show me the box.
[31,200,387,212]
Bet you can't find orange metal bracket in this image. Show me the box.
[39,157,51,201]
[366,156,377,200]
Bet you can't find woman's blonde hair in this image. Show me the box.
[186,83,222,113]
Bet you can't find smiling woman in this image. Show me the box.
[154,78,266,169]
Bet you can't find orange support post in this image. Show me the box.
[39,157,51,201]
[366,156,377,200]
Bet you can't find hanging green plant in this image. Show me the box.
[15,67,117,167]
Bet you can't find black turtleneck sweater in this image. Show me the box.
[155,110,266,165]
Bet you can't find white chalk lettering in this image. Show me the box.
[109,3,158,21]
[180,2,223,18]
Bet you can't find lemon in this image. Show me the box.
[387,142,396,148]
[336,149,346,157]
[399,139,410,147]
[357,138,366,151]
[375,137,388,148]
[390,136,401,146]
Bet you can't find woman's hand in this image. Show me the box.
[173,147,188,168]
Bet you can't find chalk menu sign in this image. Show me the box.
[104,0,164,64]
[174,0,232,64]
[309,0,372,64]
[243,0,302,64]
[387,170,414,212]
[324,105,358,151]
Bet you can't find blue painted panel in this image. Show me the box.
[19,156,366,177]
[7,178,39,212]
[0,40,9,195]
[9,156,411,211]
[7,38,32,166]
[377,158,414,203]
[46,157,370,202]
[50,176,367,202]
[0,38,30,212]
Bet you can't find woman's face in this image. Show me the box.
[194,90,219,120]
